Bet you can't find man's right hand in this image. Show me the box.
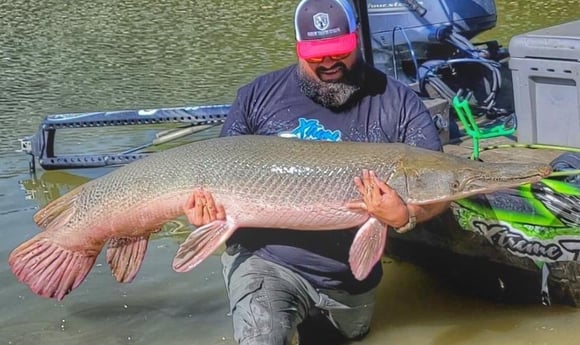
[183,189,226,227]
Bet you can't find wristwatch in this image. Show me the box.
[394,206,416,233]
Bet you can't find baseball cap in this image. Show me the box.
[294,0,358,60]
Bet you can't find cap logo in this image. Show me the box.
[312,12,330,31]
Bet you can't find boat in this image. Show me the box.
[17,0,580,307]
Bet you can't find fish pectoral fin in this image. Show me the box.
[172,219,237,273]
[106,234,151,283]
[349,217,388,281]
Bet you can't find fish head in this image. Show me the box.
[399,159,552,204]
[450,162,552,199]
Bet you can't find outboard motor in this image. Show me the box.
[368,0,509,116]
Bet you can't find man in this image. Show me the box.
[185,0,449,344]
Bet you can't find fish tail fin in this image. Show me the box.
[349,217,388,281]
[107,235,151,283]
[172,219,237,273]
[9,235,98,300]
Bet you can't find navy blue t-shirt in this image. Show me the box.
[220,64,442,293]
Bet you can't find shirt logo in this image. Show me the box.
[313,12,330,31]
[280,118,341,141]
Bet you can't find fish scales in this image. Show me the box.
[77,136,397,217]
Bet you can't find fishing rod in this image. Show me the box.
[479,143,580,154]
[476,142,580,179]
[121,123,220,155]
[549,170,580,178]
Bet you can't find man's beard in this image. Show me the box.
[297,59,364,110]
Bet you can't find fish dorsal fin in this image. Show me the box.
[172,219,237,273]
[106,235,151,283]
[33,185,84,230]
[349,217,388,281]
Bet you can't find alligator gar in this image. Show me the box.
[9,135,552,300]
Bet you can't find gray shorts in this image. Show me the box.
[221,246,376,345]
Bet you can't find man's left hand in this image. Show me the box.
[346,169,410,229]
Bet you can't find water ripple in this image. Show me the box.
[0,0,296,155]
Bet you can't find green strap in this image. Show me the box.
[452,95,516,160]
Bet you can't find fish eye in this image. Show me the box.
[451,180,461,191]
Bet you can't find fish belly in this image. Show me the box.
[223,198,369,231]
